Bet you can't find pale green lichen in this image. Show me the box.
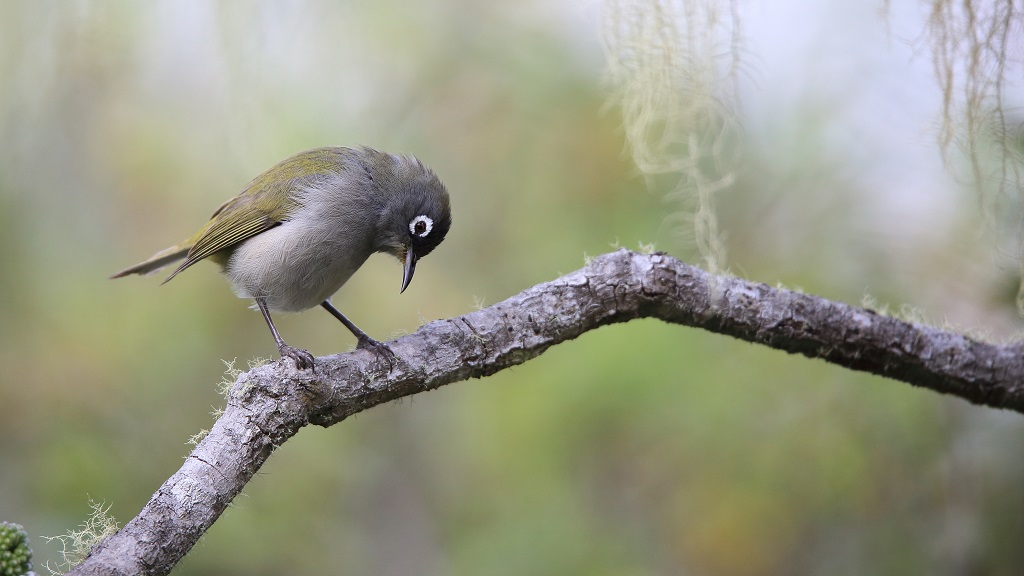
[43,499,118,575]
[186,429,210,446]
[602,0,742,277]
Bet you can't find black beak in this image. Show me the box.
[401,246,417,293]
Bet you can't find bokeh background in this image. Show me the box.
[2,1,1024,575]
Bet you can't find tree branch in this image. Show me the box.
[70,249,1024,575]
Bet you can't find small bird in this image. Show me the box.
[112,146,451,370]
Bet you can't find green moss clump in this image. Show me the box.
[0,522,32,576]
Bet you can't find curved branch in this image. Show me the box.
[70,249,1024,575]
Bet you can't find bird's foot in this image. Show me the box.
[356,335,396,369]
[279,344,315,371]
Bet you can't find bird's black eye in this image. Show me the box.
[409,215,433,238]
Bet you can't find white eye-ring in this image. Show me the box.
[409,215,434,238]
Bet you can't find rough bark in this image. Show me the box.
[69,249,1024,575]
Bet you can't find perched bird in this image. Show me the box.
[112,146,451,370]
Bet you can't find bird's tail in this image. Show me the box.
[110,244,190,279]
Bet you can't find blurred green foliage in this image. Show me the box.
[1,2,1022,575]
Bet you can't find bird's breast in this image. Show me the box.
[223,206,375,312]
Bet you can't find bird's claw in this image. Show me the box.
[279,344,315,371]
[356,335,396,369]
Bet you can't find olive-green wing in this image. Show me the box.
[161,199,283,283]
[162,147,348,283]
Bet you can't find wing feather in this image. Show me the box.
[161,147,349,283]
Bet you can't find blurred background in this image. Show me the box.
[2,1,1023,574]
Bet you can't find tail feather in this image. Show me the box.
[110,245,190,279]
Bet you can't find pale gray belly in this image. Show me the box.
[224,223,372,312]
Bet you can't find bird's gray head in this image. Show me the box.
[361,149,451,292]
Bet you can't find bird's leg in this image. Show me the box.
[320,301,395,365]
[256,297,315,370]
